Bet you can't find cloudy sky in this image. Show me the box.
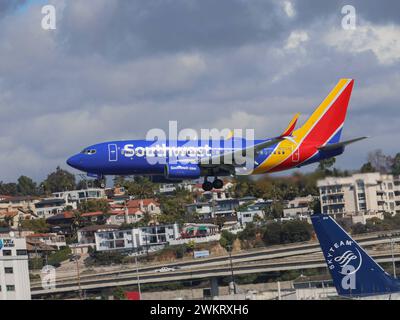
[0,0,399,182]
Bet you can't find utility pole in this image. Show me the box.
[74,246,83,299]
[135,255,142,299]
[389,233,397,278]
[226,244,236,295]
[131,230,142,299]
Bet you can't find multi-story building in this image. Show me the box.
[94,223,180,252]
[0,237,31,300]
[125,199,161,215]
[283,195,316,222]
[77,225,119,245]
[52,188,107,209]
[317,172,398,224]
[34,198,66,219]
[0,196,40,227]
[25,233,67,250]
[237,205,265,226]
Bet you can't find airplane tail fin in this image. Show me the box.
[311,213,400,298]
[294,79,354,147]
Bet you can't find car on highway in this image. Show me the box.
[155,266,176,273]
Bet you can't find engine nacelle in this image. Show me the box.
[164,163,201,180]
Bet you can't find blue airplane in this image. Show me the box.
[312,213,400,299]
[67,79,366,190]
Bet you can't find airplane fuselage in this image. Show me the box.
[67,138,344,177]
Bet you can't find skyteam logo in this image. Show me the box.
[326,240,362,290]
[0,239,3,250]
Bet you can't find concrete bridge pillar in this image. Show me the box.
[210,277,219,297]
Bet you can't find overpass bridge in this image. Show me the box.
[30,230,400,297]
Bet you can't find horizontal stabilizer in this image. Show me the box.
[318,136,368,151]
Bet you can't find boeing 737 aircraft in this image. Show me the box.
[67,78,366,191]
[312,213,400,299]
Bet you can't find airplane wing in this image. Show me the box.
[199,137,283,167]
[318,136,368,152]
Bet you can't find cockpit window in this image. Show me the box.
[80,149,96,155]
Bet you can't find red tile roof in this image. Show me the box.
[81,211,105,217]
[126,198,159,208]
[62,211,74,219]
[26,233,54,238]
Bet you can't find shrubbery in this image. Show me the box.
[262,220,313,246]
[47,246,72,267]
[351,213,400,234]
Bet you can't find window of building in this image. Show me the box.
[6,285,15,292]
[358,193,366,201]
[2,250,12,256]
[4,267,13,274]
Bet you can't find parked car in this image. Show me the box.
[155,266,176,273]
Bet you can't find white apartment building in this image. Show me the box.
[0,237,31,300]
[95,224,180,252]
[52,188,107,209]
[283,195,316,222]
[317,172,399,224]
[34,198,66,219]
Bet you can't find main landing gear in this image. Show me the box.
[202,177,223,191]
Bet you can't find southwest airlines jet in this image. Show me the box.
[67,79,366,191]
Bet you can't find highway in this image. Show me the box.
[30,230,400,297]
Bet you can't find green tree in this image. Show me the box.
[219,230,237,250]
[238,222,257,241]
[262,222,282,245]
[17,175,37,196]
[78,199,110,213]
[317,157,336,174]
[269,202,283,219]
[112,287,127,300]
[391,153,400,175]
[0,182,18,195]
[123,177,155,198]
[360,162,376,173]
[21,219,50,233]
[42,166,76,193]
[47,246,72,268]
[280,220,312,243]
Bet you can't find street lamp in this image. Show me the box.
[226,244,236,295]
[388,233,397,278]
[135,256,142,299]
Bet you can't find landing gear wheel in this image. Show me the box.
[212,178,223,189]
[202,181,213,191]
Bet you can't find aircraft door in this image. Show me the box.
[292,146,300,162]
[108,144,118,162]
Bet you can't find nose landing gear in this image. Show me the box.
[201,177,224,191]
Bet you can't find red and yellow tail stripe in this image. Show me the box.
[253,78,354,173]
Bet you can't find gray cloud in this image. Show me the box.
[0,0,399,182]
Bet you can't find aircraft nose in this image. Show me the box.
[66,154,82,169]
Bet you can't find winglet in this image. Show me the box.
[226,130,234,140]
[279,113,300,137]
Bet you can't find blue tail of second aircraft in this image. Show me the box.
[311,213,400,298]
